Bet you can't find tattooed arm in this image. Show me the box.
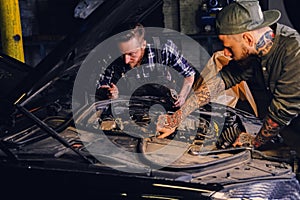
[156,75,225,138]
[253,116,282,147]
[233,115,282,148]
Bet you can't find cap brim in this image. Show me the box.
[254,10,281,30]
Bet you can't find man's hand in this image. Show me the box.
[174,95,185,107]
[108,83,119,99]
[100,83,119,99]
[174,76,194,108]
[232,132,255,147]
[156,114,177,138]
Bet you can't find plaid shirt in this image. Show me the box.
[97,39,195,88]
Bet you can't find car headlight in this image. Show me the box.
[211,178,300,199]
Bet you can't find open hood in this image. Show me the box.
[0,0,163,117]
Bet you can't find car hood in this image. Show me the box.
[0,0,163,117]
[1,96,300,199]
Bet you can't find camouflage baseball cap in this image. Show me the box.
[216,0,281,35]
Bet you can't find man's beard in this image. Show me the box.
[236,45,259,66]
[239,44,252,61]
[129,49,144,68]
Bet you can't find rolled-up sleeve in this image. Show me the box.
[162,40,195,78]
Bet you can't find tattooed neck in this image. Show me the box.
[256,30,275,57]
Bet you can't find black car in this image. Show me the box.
[0,0,300,199]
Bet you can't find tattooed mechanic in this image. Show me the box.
[156,0,300,153]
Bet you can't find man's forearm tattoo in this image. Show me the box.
[180,83,210,120]
[205,75,226,101]
[253,115,281,148]
[256,30,275,57]
[167,75,225,128]
[161,110,182,129]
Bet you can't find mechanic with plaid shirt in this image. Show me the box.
[96,23,195,108]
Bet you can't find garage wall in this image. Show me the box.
[16,0,284,66]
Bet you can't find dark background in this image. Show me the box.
[1,0,299,66]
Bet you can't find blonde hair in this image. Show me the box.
[118,23,145,43]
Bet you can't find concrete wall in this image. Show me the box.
[163,0,203,34]
[179,0,202,34]
[163,0,180,31]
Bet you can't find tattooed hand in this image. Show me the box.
[232,116,282,148]
[232,132,255,147]
[156,110,182,138]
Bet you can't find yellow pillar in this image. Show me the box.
[0,0,25,62]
